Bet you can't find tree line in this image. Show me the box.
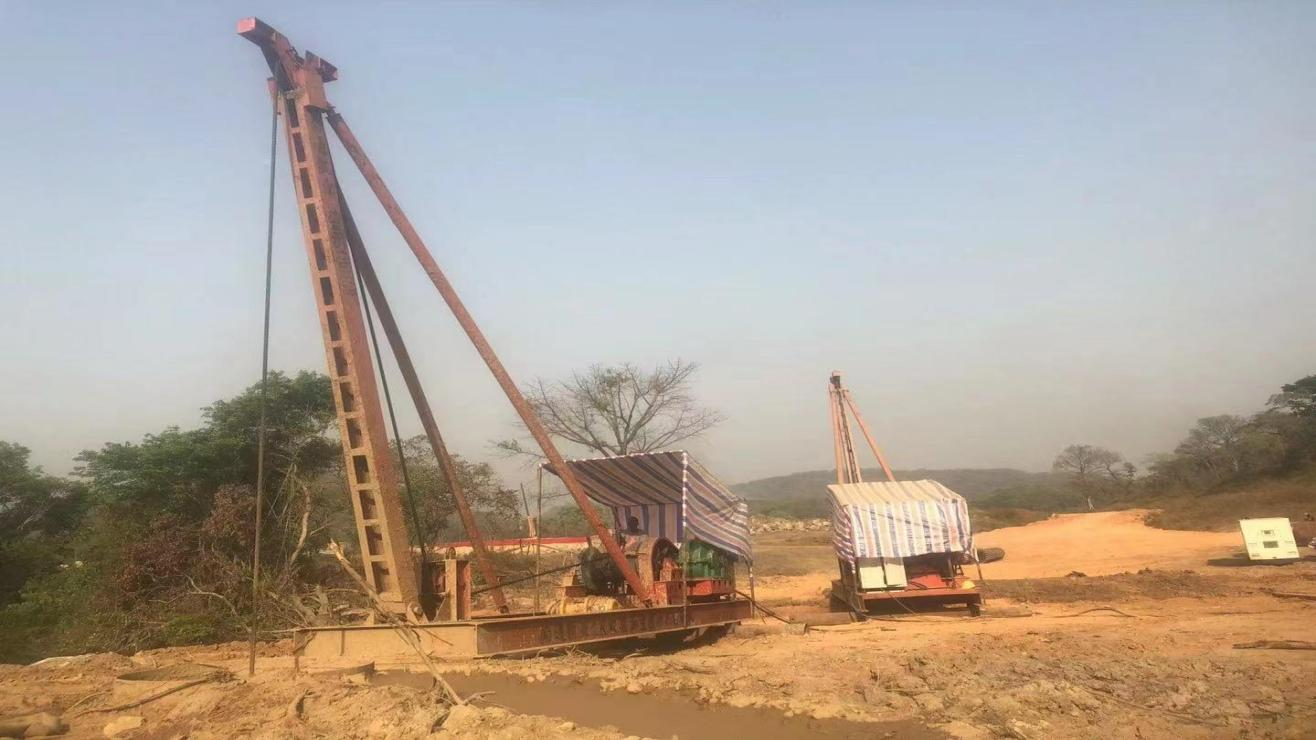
[0,361,721,663]
[0,373,520,662]
[1045,374,1316,511]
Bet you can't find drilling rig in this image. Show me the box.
[826,372,983,616]
[237,18,752,658]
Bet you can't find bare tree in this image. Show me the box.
[497,360,723,458]
[1175,415,1248,475]
[1053,444,1125,511]
[1102,459,1137,494]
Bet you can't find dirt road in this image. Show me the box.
[974,510,1240,578]
[750,509,1245,602]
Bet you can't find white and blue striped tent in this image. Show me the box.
[545,451,752,560]
[828,480,973,562]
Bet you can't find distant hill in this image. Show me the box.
[732,467,1062,502]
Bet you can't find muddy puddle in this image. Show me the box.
[374,670,944,739]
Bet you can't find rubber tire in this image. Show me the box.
[968,602,982,617]
[653,628,698,646]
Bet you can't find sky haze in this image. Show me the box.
[2,2,1314,488]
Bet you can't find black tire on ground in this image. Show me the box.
[699,624,732,642]
[968,602,982,617]
[976,547,1006,564]
[652,628,698,646]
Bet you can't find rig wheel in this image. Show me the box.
[698,624,732,642]
[968,602,982,617]
[652,628,698,647]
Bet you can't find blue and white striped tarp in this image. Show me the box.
[827,480,973,561]
[545,451,752,560]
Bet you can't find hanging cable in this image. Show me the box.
[248,84,280,678]
[352,250,432,591]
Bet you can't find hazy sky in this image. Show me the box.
[2,2,1314,489]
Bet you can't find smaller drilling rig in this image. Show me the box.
[826,372,983,616]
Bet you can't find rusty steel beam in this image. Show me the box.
[830,373,863,484]
[325,112,652,603]
[240,19,417,613]
[474,600,750,655]
[828,378,845,485]
[842,388,896,482]
[296,600,751,659]
[337,193,510,613]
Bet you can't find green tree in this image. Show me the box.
[1262,374,1316,468]
[0,442,86,540]
[538,501,613,537]
[390,435,522,544]
[0,443,87,607]
[0,371,345,661]
[74,371,337,519]
[1268,375,1316,417]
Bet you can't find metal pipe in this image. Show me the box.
[248,80,280,677]
[326,112,651,603]
[835,390,862,484]
[747,559,759,621]
[828,381,845,485]
[534,467,543,612]
[843,389,896,482]
[338,194,510,613]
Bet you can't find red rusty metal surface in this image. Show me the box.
[438,536,589,551]
[240,19,416,611]
[294,599,751,658]
[686,579,735,597]
[859,587,982,603]
[473,600,751,656]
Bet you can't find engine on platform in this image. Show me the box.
[559,534,737,609]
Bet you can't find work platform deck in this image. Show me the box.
[830,579,982,616]
[296,599,753,659]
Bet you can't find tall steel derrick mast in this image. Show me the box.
[238,18,652,619]
[828,371,896,485]
[241,22,416,611]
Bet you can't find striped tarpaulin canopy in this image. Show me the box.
[827,480,973,561]
[544,451,752,560]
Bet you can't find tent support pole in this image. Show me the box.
[747,559,759,621]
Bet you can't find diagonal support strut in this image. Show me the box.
[338,193,510,613]
[326,111,652,603]
[239,16,651,606]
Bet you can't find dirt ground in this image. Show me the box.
[974,510,1242,578]
[3,511,1314,739]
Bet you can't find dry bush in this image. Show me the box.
[1144,476,1316,532]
